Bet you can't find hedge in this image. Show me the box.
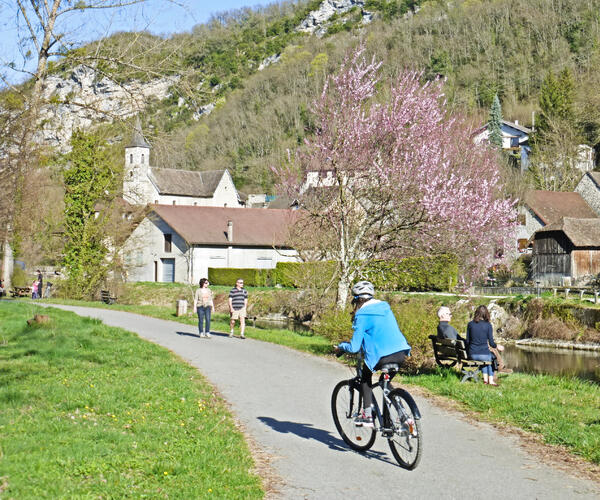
[208,255,457,291]
[363,255,458,291]
[207,268,271,287]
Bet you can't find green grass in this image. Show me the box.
[402,368,600,464]
[0,302,263,498]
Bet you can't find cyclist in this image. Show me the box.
[335,281,411,428]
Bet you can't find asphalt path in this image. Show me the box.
[43,305,600,499]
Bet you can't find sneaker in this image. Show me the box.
[499,367,513,374]
[229,332,234,338]
[200,332,206,338]
[205,332,212,338]
[354,415,374,428]
[240,334,246,339]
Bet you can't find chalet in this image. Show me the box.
[123,120,242,207]
[532,218,600,286]
[473,119,532,171]
[516,190,598,252]
[123,205,299,283]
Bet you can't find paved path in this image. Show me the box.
[45,305,599,499]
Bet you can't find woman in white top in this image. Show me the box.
[193,278,215,338]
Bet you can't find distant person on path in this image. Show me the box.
[37,270,43,298]
[335,281,411,428]
[228,278,248,339]
[45,282,53,299]
[31,280,39,299]
[437,306,464,341]
[466,305,504,386]
[193,278,214,338]
[0,278,5,297]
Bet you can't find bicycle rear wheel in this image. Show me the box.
[386,388,422,470]
[331,380,376,452]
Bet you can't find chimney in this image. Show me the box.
[227,220,233,242]
[514,119,519,125]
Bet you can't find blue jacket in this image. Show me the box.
[339,300,411,371]
[466,320,496,356]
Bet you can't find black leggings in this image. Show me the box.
[361,351,406,408]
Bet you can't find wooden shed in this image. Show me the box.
[532,217,600,286]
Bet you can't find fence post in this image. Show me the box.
[564,288,570,299]
[595,291,599,304]
[553,288,557,297]
[580,290,585,301]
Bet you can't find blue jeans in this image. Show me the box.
[470,353,493,376]
[197,306,211,334]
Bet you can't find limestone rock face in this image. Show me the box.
[35,65,179,151]
[297,0,367,34]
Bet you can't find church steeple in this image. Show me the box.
[124,116,151,204]
[127,116,151,149]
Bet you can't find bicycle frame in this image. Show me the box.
[347,352,421,434]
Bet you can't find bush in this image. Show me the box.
[208,268,271,287]
[364,255,458,291]
[11,267,28,287]
[312,306,352,344]
[273,261,336,288]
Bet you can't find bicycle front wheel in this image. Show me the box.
[386,388,422,470]
[331,380,376,452]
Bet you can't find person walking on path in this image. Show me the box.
[193,278,214,338]
[466,305,503,386]
[228,278,248,339]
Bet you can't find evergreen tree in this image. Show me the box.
[488,94,503,148]
[536,68,576,138]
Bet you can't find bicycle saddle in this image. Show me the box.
[380,363,400,373]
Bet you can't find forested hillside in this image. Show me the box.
[5,0,600,192]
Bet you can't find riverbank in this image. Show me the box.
[15,297,599,472]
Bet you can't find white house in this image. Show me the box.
[473,119,532,170]
[123,121,242,207]
[123,205,299,283]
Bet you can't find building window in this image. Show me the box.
[141,153,145,164]
[130,153,133,164]
[164,233,172,252]
[172,200,176,205]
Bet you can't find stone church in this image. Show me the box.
[123,120,242,207]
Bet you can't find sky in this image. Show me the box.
[0,0,272,87]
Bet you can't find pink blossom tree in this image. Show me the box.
[275,46,517,308]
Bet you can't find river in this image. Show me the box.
[503,344,600,384]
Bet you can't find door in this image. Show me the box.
[161,258,175,282]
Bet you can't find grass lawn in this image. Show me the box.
[0,301,263,498]
[402,369,600,465]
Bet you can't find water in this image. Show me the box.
[503,344,600,384]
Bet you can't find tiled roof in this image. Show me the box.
[151,205,296,246]
[148,168,226,197]
[536,217,600,247]
[524,190,597,225]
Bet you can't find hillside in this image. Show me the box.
[3,0,600,192]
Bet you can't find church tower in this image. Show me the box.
[123,116,152,204]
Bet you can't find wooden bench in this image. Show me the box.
[428,335,492,383]
[10,286,32,297]
[100,290,117,305]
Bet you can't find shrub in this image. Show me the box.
[208,268,271,287]
[10,267,28,287]
[273,261,336,288]
[311,306,352,344]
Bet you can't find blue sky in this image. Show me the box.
[0,0,271,86]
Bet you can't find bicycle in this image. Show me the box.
[331,351,423,470]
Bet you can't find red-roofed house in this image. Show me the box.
[123,205,299,283]
[516,190,598,252]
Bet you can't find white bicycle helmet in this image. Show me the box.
[351,280,375,300]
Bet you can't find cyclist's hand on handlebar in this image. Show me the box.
[333,345,344,357]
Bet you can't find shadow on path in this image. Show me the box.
[258,416,397,466]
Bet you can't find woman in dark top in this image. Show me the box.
[466,305,498,386]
